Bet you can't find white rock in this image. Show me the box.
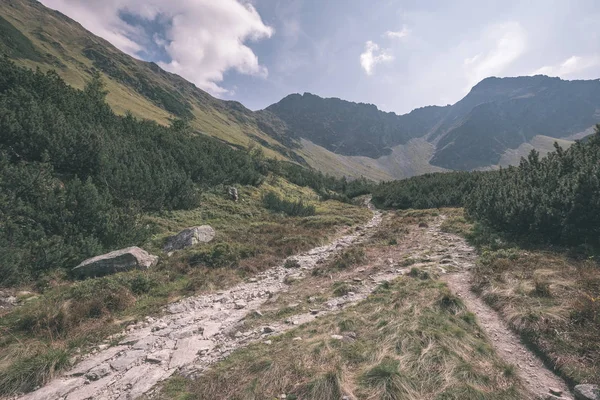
[234,301,247,309]
[164,225,215,251]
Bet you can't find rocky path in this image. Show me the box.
[17,209,574,400]
[176,212,574,400]
[19,210,382,400]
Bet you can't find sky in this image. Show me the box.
[40,0,600,114]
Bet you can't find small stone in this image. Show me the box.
[330,334,344,340]
[352,278,362,282]
[253,310,263,317]
[85,364,111,381]
[249,278,257,282]
[292,337,302,341]
[263,340,272,345]
[358,268,365,272]
[164,225,215,251]
[280,395,287,399]
[347,292,356,296]
[307,297,316,303]
[234,331,243,338]
[234,301,247,309]
[549,388,562,397]
[288,303,299,308]
[262,326,276,334]
[310,309,320,315]
[151,322,169,332]
[145,350,170,364]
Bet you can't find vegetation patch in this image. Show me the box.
[0,176,370,396]
[313,247,366,276]
[155,278,524,399]
[472,249,600,384]
[262,191,316,217]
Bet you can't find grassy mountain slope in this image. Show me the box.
[0,0,297,161]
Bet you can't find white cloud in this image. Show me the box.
[532,55,600,77]
[385,26,410,40]
[40,0,273,95]
[360,41,394,75]
[462,21,527,89]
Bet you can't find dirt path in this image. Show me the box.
[180,212,574,400]
[422,216,573,400]
[17,209,573,400]
[18,209,382,400]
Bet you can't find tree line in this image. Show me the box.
[373,126,600,250]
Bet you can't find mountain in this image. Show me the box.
[0,0,300,163]
[2,0,599,181]
[430,76,600,169]
[261,93,448,158]
[265,76,600,173]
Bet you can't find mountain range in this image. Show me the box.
[1,0,599,180]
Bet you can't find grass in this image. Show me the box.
[155,277,525,399]
[0,177,370,396]
[471,248,600,385]
[152,210,525,399]
[313,247,366,276]
[442,208,600,385]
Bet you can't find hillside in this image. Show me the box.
[0,0,299,162]
[1,0,599,180]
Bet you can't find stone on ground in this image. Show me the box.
[72,247,158,278]
[575,385,600,400]
[164,225,215,251]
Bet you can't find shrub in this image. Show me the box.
[189,243,258,268]
[262,192,316,217]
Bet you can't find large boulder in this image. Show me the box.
[163,225,215,251]
[575,385,600,400]
[73,247,158,278]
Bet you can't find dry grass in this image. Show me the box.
[433,208,600,384]
[472,249,600,384]
[153,210,526,400]
[156,277,525,400]
[0,178,370,396]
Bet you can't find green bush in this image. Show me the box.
[188,243,258,268]
[467,128,600,248]
[0,58,267,284]
[372,171,486,209]
[262,192,316,217]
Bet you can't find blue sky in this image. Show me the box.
[41,0,600,114]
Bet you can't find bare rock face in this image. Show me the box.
[228,187,239,202]
[73,247,158,278]
[163,225,215,251]
[575,385,600,400]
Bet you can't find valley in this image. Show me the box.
[0,1,599,400]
